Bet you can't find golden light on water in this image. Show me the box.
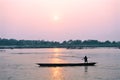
[53,48,61,57]
[50,67,64,80]
[50,48,65,80]
[51,58,61,63]
[50,48,66,63]
[53,48,60,52]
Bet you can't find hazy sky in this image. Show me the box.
[0,0,120,41]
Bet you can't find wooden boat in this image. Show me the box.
[36,62,96,67]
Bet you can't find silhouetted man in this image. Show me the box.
[84,56,88,63]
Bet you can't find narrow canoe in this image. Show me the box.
[36,62,96,67]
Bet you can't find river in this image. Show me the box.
[0,48,120,80]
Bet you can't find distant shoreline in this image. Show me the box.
[0,46,120,49]
[0,38,120,49]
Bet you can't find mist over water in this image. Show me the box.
[0,48,120,80]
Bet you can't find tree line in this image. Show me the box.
[0,38,120,49]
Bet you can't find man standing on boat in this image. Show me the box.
[83,56,88,63]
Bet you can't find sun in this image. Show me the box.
[53,15,59,21]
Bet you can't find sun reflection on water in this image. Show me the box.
[53,48,60,52]
[50,48,66,63]
[53,48,61,57]
[50,67,64,80]
[49,48,65,80]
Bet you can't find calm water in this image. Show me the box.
[0,48,120,80]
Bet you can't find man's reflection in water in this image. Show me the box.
[84,66,88,72]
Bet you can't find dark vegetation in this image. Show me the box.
[0,38,120,49]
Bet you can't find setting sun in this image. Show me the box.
[53,15,59,21]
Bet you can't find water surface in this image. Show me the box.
[0,48,120,80]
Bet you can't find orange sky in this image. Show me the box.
[0,0,120,41]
